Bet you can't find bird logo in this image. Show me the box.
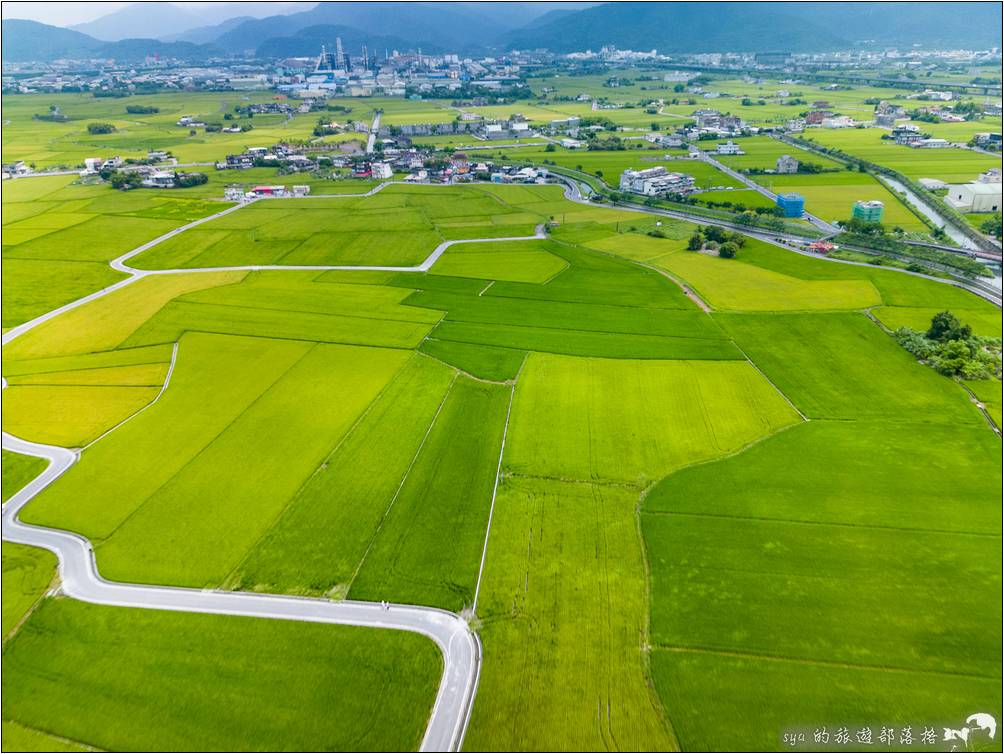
[943,713,997,750]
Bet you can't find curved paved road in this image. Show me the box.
[0,183,552,751]
[0,428,480,751]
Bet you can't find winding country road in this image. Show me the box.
[0,429,480,751]
[0,182,551,752]
[9,172,992,749]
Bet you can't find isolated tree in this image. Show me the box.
[687,233,703,250]
[927,311,971,343]
[704,225,727,243]
[718,242,738,259]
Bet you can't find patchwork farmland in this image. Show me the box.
[2,77,1001,754]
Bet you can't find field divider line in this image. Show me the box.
[729,340,808,423]
[957,381,1002,437]
[1,721,101,752]
[642,507,1000,538]
[217,352,422,590]
[472,358,522,612]
[93,344,321,545]
[80,342,180,453]
[653,644,999,680]
[346,373,460,591]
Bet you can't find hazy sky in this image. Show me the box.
[2,2,132,24]
[1,2,307,26]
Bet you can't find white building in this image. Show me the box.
[821,116,855,128]
[371,162,393,179]
[619,166,695,196]
[944,182,1002,213]
[978,168,1001,184]
[716,140,744,155]
[141,171,176,188]
[910,138,950,149]
[776,154,799,174]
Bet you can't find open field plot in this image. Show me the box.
[2,343,174,379]
[406,286,726,340]
[648,249,882,311]
[418,339,526,382]
[3,383,162,447]
[641,418,1002,750]
[752,171,928,230]
[692,187,776,209]
[232,354,455,596]
[909,116,1003,143]
[802,127,999,183]
[2,543,56,638]
[3,270,246,361]
[583,233,888,311]
[718,312,983,422]
[1,450,48,503]
[350,377,510,611]
[505,353,800,486]
[652,651,1000,752]
[93,341,409,587]
[695,232,1002,311]
[120,275,438,351]
[128,184,565,269]
[872,305,1003,337]
[430,320,741,360]
[965,379,1003,430]
[503,148,742,189]
[644,420,1002,533]
[429,240,567,283]
[3,348,172,447]
[645,513,1000,675]
[1,91,320,167]
[464,476,676,752]
[2,599,441,752]
[700,135,844,171]
[481,240,698,310]
[1,720,91,753]
[1,175,222,327]
[407,238,749,360]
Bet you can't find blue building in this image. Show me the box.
[776,192,805,218]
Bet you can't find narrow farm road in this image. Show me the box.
[697,151,840,235]
[367,111,382,154]
[0,426,480,752]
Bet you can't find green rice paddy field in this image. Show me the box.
[802,127,1000,183]
[1,88,1001,752]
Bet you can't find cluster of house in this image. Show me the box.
[400,157,548,185]
[971,132,1002,150]
[691,109,747,138]
[890,124,951,149]
[804,111,858,128]
[942,168,1002,214]
[215,145,314,171]
[383,115,534,141]
[619,166,696,197]
[873,100,908,127]
[224,184,312,201]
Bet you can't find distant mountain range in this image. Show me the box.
[69,3,304,42]
[507,2,1004,52]
[3,2,1001,63]
[1,19,219,62]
